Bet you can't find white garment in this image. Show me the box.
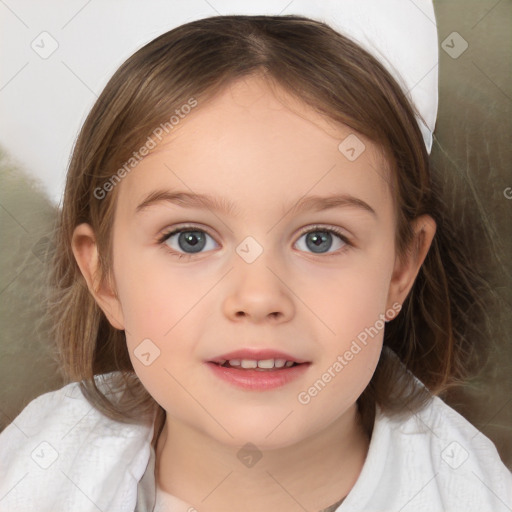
[1,374,511,512]
[154,484,194,512]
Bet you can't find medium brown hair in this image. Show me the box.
[47,15,491,435]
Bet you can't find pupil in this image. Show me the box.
[179,231,206,253]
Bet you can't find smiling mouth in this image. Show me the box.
[212,359,306,371]
[206,359,311,390]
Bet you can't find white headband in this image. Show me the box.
[190,0,438,153]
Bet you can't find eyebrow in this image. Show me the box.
[135,190,376,217]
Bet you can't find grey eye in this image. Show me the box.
[295,230,346,254]
[164,229,218,254]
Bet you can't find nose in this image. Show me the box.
[222,254,295,324]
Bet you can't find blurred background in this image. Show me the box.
[1,0,511,472]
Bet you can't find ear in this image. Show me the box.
[386,214,436,316]
[71,223,125,330]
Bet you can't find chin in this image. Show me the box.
[206,414,309,451]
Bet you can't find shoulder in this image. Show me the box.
[405,394,512,482]
[344,379,512,512]
[0,373,151,442]
[357,393,512,511]
[1,377,103,438]
[0,373,154,512]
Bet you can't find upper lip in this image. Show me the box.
[208,349,310,364]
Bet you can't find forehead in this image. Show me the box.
[115,75,392,220]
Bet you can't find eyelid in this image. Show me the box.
[156,223,218,244]
[296,223,351,240]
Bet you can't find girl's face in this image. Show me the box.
[87,75,426,449]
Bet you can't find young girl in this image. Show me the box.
[1,7,511,512]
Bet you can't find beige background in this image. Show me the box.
[1,0,511,471]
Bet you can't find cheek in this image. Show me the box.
[297,243,394,395]
[113,246,216,375]
[114,245,204,337]
[113,249,213,412]
[298,275,387,414]
[304,251,394,340]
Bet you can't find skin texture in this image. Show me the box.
[72,75,436,511]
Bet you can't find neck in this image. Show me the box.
[155,404,370,512]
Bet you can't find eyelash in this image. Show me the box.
[157,224,352,260]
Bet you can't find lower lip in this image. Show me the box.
[205,361,311,390]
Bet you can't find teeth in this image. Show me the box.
[240,359,258,369]
[222,358,296,369]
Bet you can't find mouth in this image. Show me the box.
[211,359,305,371]
[205,349,311,390]
[207,348,310,367]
